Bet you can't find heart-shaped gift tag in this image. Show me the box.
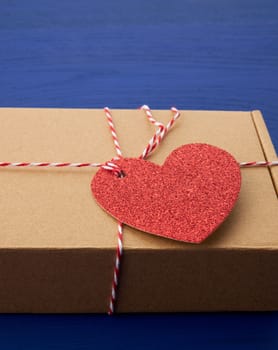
[91,143,241,243]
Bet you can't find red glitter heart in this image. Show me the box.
[91,144,241,243]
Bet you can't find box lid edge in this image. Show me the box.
[251,110,278,197]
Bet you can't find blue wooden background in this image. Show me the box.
[0,0,277,349]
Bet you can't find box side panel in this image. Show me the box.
[0,249,114,313]
[0,247,277,313]
[117,249,278,312]
[251,110,278,196]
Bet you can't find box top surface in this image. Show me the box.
[0,108,277,250]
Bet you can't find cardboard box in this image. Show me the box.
[0,108,277,313]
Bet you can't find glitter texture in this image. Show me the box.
[91,143,241,244]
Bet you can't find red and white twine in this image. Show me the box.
[103,107,124,315]
[1,159,278,169]
[140,105,180,159]
[104,107,123,158]
[0,106,277,314]
[108,221,123,315]
[105,105,181,314]
[239,160,278,167]
[0,160,123,176]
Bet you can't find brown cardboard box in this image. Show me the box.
[0,108,277,313]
